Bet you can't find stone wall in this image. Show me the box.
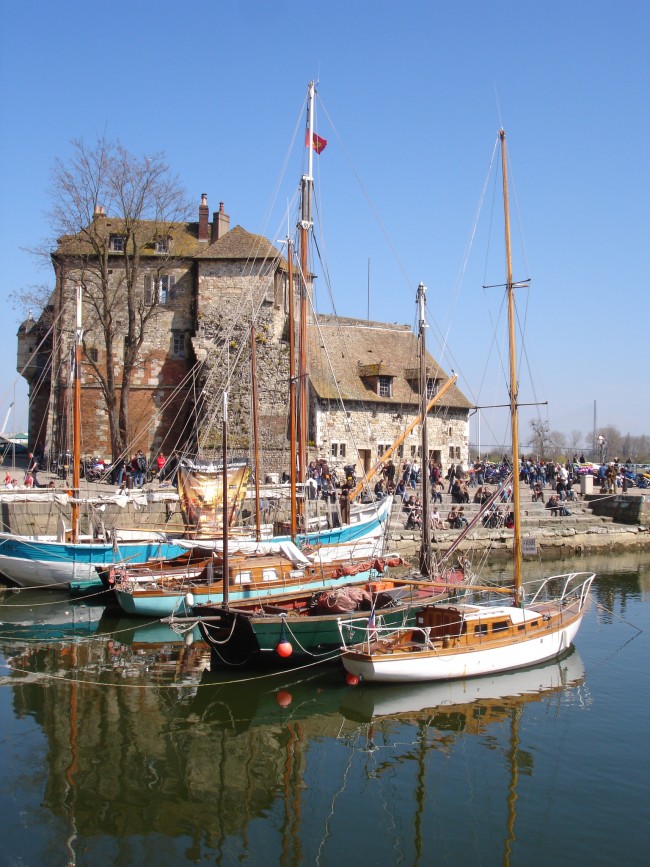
[312,399,469,476]
[585,493,650,526]
[51,262,196,459]
[193,260,293,476]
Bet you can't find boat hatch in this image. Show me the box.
[415,607,466,639]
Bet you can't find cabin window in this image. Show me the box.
[474,624,488,636]
[171,331,185,358]
[110,235,125,252]
[492,620,509,633]
[378,376,392,397]
[234,571,252,585]
[155,236,169,254]
[262,569,278,582]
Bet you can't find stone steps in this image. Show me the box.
[390,489,615,540]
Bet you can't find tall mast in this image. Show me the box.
[250,324,262,541]
[71,285,83,542]
[222,391,229,608]
[287,239,298,540]
[417,283,432,576]
[297,81,315,515]
[500,130,523,600]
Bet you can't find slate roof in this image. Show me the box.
[195,225,287,266]
[54,218,203,258]
[55,221,288,270]
[308,314,472,410]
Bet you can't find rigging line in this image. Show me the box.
[595,600,643,634]
[318,95,414,291]
[430,137,501,393]
[315,738,357,867]
[306,239,428,480]
[0,311,60,433]
[254,94,307,245]
[0,647,341,690]
[296,266,380,500]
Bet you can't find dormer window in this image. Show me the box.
[426,378,439,400]
[378,375,392,398]
[155,236,169,254]
[110,235,125,252]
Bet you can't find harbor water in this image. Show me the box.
[0,552,648,865]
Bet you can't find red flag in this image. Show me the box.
[305,130,327,154]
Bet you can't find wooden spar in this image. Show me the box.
[417,283,432,577]
[389,577,513,593]
[500,130,523,602]
[347,374,458,501]
[71,285,82,542]
[287,240,298,540]
[250,323,262,541]
[222,392,229,608]
[297,81,315,516]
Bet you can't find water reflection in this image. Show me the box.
[0,554,648,864]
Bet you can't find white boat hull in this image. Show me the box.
[342,614,584,683]
[0,553,99,588]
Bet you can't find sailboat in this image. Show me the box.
[340,130,595,683]
[0,286,189,589]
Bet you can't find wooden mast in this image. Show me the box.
[297,81,315,524]
[250,324,262,541]
[287,240,298,540]
[222,392,229,608]
[417,282,432,577]
[71,284,82,542]
[500,129,523,602]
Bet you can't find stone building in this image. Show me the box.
[17,195,472,475]
[307,315,471,477]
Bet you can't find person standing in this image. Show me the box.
[27,452,45,488]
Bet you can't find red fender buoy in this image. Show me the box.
[276,639,293,658]
[345,672,360,686]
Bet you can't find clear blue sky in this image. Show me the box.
[1,1,648,449]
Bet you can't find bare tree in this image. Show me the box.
[48,138,192,458]
[529,419,552,459]
[568,430,582,453]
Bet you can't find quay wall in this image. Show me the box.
[585,493,650,526]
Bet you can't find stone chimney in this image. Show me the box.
[198,193,209,242]
[211,202,230,243]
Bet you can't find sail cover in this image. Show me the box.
[177,460,250,537]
